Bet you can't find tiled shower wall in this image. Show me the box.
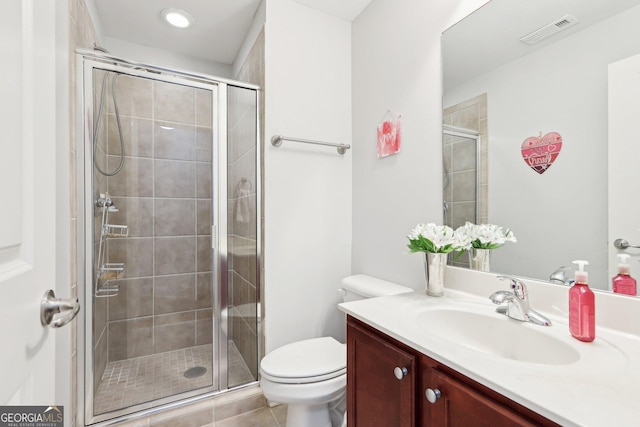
[93,76,215,373]
[442,93,489,228]
[228,29,264,382]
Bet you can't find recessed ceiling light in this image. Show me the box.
[161,8,193,29]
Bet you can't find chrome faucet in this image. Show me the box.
[549,266,574,286]
[489,276,552,326]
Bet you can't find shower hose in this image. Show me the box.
[93,72,125,176]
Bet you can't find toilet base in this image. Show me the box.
[286,402,331,427]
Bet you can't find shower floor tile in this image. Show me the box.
[94,342,254,415]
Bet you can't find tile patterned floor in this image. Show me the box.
[112,386,287,427]
[214,405,286,427]
[94,342,255,415]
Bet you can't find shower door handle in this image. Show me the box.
[40,289,80,328]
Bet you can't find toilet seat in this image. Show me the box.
[260,337,346,384]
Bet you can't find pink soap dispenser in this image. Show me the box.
[569,260,595,342]
[612,254,637,296]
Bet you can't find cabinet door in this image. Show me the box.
[425,368,538,427]
[347,319,416,427]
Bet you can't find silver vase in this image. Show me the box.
[424,253,447,297]
[469,248,491,272]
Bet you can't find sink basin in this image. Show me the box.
[413,304,580,365]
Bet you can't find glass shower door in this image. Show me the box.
[226,85,260,388]
[82,54,261,425]
[88,65,219,418]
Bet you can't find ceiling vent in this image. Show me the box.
[520,15,579,45]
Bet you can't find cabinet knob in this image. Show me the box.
[393,366,409,380]
[425,388,442,404]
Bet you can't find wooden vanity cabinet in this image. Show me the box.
[347,316,558,427]
[347,315,417,426]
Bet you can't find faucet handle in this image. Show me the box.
[497,276,528,300]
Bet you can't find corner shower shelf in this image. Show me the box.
[94,201,127,297]
[102,224,128,238]
[99,263,125,281]
[96,283,120,297]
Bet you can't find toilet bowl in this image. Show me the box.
[260,275,413,427]
[261,337,346,427]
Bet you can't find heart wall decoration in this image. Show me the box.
[520,131,562,174]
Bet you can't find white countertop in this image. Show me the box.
[339,286,640,426]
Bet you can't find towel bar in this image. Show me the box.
[271,135,351,155]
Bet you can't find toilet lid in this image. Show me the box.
[260,337,346,384]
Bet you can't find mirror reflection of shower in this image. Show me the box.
[443,154,450,223]
[442,94,488,267]
[442,92,487,267]
[442,125,481,223]
[442,124,481,267]
[442,92,488,223]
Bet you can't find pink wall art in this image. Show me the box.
[377,110,401,158]
[520,131,562,174]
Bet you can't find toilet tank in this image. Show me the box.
[340,274,413,302]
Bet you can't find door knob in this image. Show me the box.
[614,238,640,250]
[394,366,409,380]
[40,290,80,328]
[425,388,442,403]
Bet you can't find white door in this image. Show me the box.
[608,52,640,292]
[0,0,67,406]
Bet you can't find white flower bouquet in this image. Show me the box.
[407,223,467,254]
[457,221,517,250]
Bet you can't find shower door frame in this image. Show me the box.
[76,51,261,426]
[442,124,481,226]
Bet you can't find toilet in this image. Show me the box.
[259,274,413,427]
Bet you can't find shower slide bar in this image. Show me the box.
[271,135,351,155]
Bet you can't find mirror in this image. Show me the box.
[442,0,640,292]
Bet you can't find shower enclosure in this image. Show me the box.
[442,125,482,268]
[78,51,261,424]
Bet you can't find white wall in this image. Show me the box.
[444,6,640,287]
[104,37,233,78]
[350,0,489,289]
[264,0,352,352]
